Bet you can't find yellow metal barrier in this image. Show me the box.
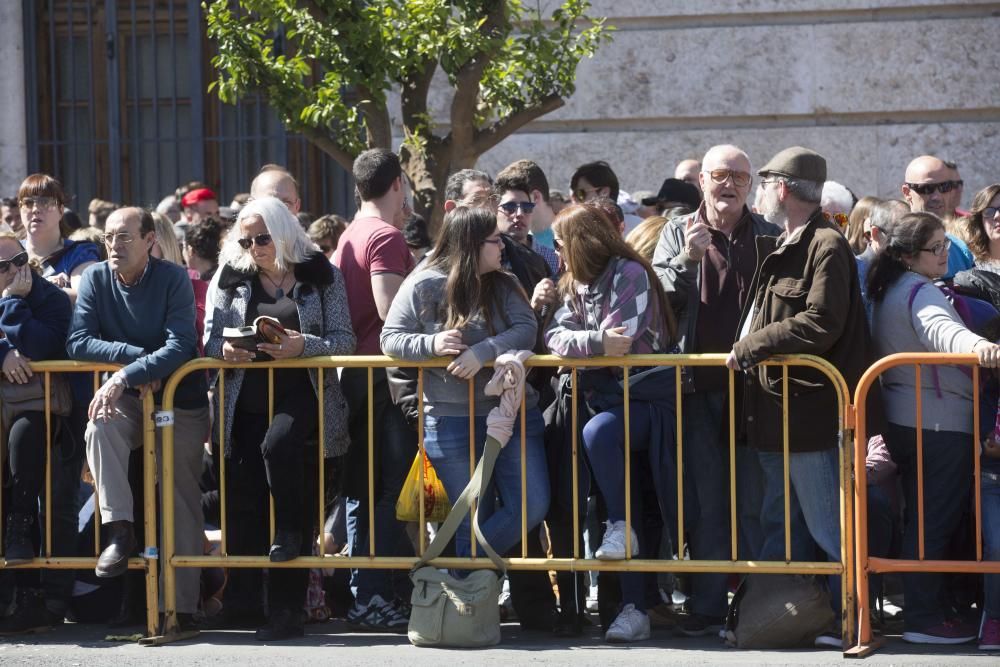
[157,353,855,647]
[852,352,1000,657]
[0,361,159,638]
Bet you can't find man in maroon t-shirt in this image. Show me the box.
[333,148,416,631]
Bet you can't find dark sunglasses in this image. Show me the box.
[498,201,536,215]
[0,251,29,273]
[237,233,273,249]
[906,180,963,195]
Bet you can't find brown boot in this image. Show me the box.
[95,520,136,578]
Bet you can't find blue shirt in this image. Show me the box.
[944,234,975,281]
[66,257,207,408]
[40,239,100,278]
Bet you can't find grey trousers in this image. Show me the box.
[85,394,208,614]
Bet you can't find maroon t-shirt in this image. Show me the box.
[694,209,756,390]
[332,216,414,354]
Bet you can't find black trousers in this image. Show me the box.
[225,396,319,614]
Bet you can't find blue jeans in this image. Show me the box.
[885,423,973,631]
[758,447,842,610]
[682,391,730,619]
[423,408,549,559]
[983,471,1000,620]
[581,401,657,611]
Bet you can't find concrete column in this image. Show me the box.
[0,1,27,197]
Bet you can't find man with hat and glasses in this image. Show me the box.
[727,146,870,649]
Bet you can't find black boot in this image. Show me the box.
[4,513,35,565]
[0,588,51,635]
[255,608,305,641]
[95,521,136,578]
[268,529,302,563]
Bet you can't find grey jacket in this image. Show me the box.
[652,208,781,354]
[204,252,356,457]
[380,266,538,416]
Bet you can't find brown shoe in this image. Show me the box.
[95,520,136,578]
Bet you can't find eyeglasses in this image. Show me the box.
[0,251,29,273]
[482,236,504,247]
[824,211,849,228]
[708,169,752,187]
[758,178,780,188]
[982,207,1000,221]
[19,196,59,211]
[573,187,599,202]
[905,180,963,195]
[920,238,952,257]
[237,233,273,249]
[498,201,536,215]
[103,232,138,246]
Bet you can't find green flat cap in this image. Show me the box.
[758,146,827,184]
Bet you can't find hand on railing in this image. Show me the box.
[137,378,162,399]
[973,340,1000,368]
[447,349,482,379]
[602,327,632,356]
[984,433,1000,459]
[2,349,33,383]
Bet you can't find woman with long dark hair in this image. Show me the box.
[380,205,549,561]
[868,211,1000,645]
[544,203,678,643]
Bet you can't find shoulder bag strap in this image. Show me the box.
[413,435,506,573]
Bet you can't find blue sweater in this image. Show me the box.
[66,257,207,408]
[0,272,71,362]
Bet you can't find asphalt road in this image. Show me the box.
[0,621,996,666]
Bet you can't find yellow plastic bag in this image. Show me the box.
[396,451,450,522]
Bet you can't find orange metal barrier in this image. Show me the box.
[0,361,159,638]
[852,352,1000,657]
[157,353,857,648]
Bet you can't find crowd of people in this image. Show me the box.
[0,143,998,653]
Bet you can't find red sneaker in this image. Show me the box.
[903,620,977,645]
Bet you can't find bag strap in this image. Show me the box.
[413,435,506,573]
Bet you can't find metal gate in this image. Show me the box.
[21,0,353,217]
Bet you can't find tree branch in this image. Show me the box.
[400,60,436,130]
[473,94,564,155]
[358,85,392,149]
[296,124,358,172]
[449,2,507,155]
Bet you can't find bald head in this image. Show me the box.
[902,155,963,217]
[251,169,301,214]
[674,159,701,191]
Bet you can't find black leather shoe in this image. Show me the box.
[95,520,136,578]
[0,589,51,635]
[268,529,302,563]
[255,609,305,641]
[4,513,36,565]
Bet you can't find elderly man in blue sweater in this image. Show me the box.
[67,207,208,630]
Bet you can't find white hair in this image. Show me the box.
[701,144,752,174]
[219,195,316,273]
[821,180,854,212]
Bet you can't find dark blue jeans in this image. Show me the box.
[581,401,656,612]
[343,368,416,605]
[885,423,973,631]
[681,391,730,619]
[423,408,549,559]
[981,470,1000,620]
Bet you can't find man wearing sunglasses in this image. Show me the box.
[902,155,974,280]
[569,161,642,234]
[66,207,209,634]
[651,144,781,637]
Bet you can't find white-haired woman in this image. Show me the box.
[204,195,356,640]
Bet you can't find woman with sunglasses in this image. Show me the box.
[0,231,72,633]
[380,205,549,563]
[204,196,355,640]
[544,203,678,643]
[868,211,1000,645]
[17,174,99,304]
[953,185,1000,304]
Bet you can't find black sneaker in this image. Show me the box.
[346,594,409,632]
[679,613,725,638]
[0,589,52,636]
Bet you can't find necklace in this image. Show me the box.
[261,270,290,299]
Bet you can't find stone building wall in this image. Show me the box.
[469,0,1000,206]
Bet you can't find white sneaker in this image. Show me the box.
[595,520,638,560]
[586,584,599,612]
[605,603,650,643]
